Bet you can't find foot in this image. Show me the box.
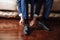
[37,18,50,31]
[30,17,36,27]
[24,24,30,35]
[19,16,24,25]
[37,21,50,31]
[19,14,24,25]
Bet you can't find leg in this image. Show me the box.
[35,0,43,15]
[17,0,22,14]
[38,0,53,30]
[30,0,43,26]
[21,0,28,19]
[30,0,34,20]
[21,0,30,35]
[20,0,28,25]
[29,0,35,26]
[42,0,53,19]
[17,0,24,25]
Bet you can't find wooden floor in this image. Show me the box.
[0,18,60,40]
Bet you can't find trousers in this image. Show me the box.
[35,0,53,19]
[17,0,34,19]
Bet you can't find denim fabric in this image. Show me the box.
[35,0,53,19]
[17,0,27,19]
[17,0,34,19]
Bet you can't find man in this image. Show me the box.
[17,0,34,35]
[35,0,53,30]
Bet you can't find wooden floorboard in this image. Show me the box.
[0,18,60,40]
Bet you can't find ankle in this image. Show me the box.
[19,13,22,17]
[24,19,28,24]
